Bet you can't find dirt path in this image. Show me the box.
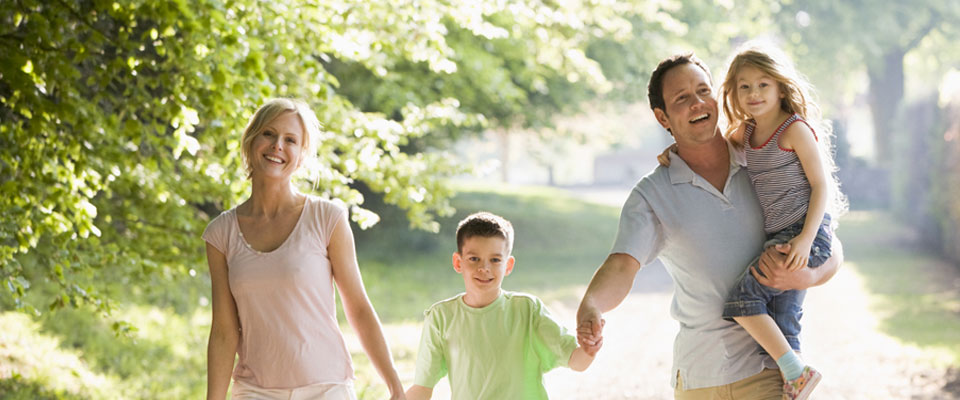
[541,263,958,399]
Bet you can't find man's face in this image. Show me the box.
[653,63,719,146]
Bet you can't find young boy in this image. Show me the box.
[405,212,600,400]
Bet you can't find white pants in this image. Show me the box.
[231,380,357,400]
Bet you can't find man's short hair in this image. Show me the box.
[647,53,713,115]
[455,212,514,255]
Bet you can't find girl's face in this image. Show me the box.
[735,65,783,119]
[249,111,305,181]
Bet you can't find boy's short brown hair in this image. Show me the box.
[455,212,514,255]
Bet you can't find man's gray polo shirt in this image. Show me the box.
[611,143,778,390]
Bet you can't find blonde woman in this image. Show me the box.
[203,99,404,399]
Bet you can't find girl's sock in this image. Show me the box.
[776,350,805,381]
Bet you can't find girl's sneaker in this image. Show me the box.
[782,366,821,400]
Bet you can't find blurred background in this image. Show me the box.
[2,0,959,398]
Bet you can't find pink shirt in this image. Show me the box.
[202,196,354,389]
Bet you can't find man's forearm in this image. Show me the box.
[809,237,843,288]
[755,236,845,291]
[579,253,641,314]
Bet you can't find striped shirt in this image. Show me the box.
[744,113,815,233]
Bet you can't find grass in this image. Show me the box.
[839,210,960,366]
[0,312,115,399]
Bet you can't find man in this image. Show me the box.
[575,53,843,399]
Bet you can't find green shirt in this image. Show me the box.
[413,291,578,400]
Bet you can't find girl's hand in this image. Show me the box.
[785,236,813,271]
[656,143,678,167]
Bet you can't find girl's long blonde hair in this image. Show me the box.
[722,42,849,219]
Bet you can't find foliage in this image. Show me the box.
[0,0,677,320]
[768,0,960,159]
[0,312,115,399]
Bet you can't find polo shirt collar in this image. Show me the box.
[668,140,745,185]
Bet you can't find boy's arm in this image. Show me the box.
[410,307,447,397]
[781,121,829,271]
[567,346,598,372]
[405,385,433,400]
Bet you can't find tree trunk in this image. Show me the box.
[498,129,510,183]
[867,48,905,162]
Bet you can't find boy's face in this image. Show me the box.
[453,235,514,299]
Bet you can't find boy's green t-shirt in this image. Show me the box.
[413,290,578,400]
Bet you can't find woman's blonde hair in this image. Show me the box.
[722,42,848,219]
[240,98,322,179]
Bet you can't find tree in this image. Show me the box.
[771,0,960,161]
[0,0,669,321]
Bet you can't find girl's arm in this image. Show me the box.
[328,215,405,400]
[656,143,678,167]
[780,122,829,271]
[729,123,747,148]
[206,243,240,400]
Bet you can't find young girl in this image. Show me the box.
[658,44,846,400]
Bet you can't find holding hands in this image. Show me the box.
[576,306,605,357]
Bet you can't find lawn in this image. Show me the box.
[838,211,960,366]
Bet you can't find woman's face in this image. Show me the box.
[249,111,305,181]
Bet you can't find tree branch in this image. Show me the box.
[904,14,940,52]
[53,0,118,45]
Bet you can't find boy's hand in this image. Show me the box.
[785,236,813,271]
[656,143,678,167]
[576,317,604,350]
[581,324,604,357]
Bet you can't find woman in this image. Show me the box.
[203,98,404,399]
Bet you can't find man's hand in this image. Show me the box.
[576,303,605,350]
[576,317,605,356]
[575,253,640,358]
[752,243,816,290]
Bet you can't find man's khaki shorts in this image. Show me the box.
[675,368,783,400]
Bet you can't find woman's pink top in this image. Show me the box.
[202,196,354,389]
